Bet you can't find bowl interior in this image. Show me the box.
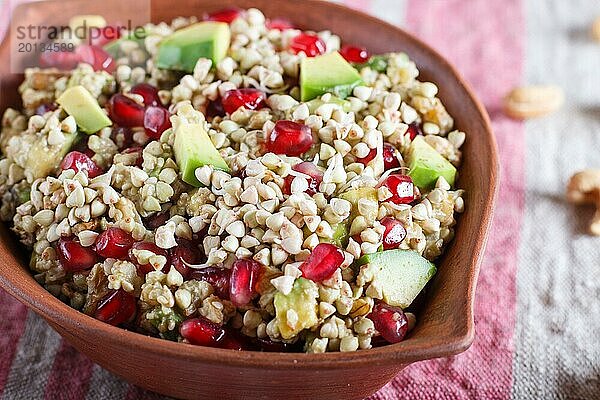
[0,0,498,367]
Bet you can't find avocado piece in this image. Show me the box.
[407,136,456,190]
[156,22,230,72]
[25,131,80,180]
[321,222,349,248]
[103,30,147,59]
[274,278,319,340]
[173,123,230,187]
[356,249,436,309]
[56,86,112,134]
[340,187,379,222]
[356,55,388,72]
[300,52,362,102]
[305,95,352,114]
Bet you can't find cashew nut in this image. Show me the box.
[567,170,600,235]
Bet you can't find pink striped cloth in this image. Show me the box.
[4,0,574,398]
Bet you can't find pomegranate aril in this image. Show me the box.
[406,123,422,140]
[144,106,172,140]
[356,148,376,166]
[60,151,103,178]
[256,337,299,352]
[94,227,135,259]
[108,94,145,127]
[131,83,161,107]
[206,98,225,119]
[204,7,242,23]
[229,259,263,306]
[94,289,137,326]
[143,211,170,230]
[190,267,231,299]
[266,18,294,31]
[382,143,400,170]
[35,103,57,116]
[300,243,344,282]
[57,237,100,272]
[169,239,199,279]
[368,302,409,344]
[381,174,415,205]
[290,34,326,57]
[221,329,254,351]
[39,49,81,70]
[76,45,116,73]
[180,317,225,347]
[283,161,323,196]
[128,241,170,275]
[340,45,370,63]
[380,217,407,250]
[221,88,267,114]
[266,120,313,156]
[89,25,121,47]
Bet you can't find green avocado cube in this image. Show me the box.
[157,22,230,72]
[274,278,319,340]
[173,123,230,187]
[26,132,80,180]
[305,95,351,114]
[356,249,436,309]
[56,86,112,134]
[407,136,456,190]
[340,187,379,222]
[300,52,362,101]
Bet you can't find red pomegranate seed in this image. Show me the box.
[131,83,161,107]
[283,162,323,196]
[340,45,370,63]
[299,243,344,282]
[356,148,377,166]
[380,217,407,250]
[35,103,57,116]
[266,120,313,156]
[57,237,100,272]
[180,317,225,347]
[94,289,137,326]
[60,151,103,178]
[169,239,199,279]
[369,302,409,344]
[381,174,415,205]
[144,106,172,140]
[39,49,81,70]
[229,259,263,307]
[190,267,231,299]
[266,18,294,31]
[204,7,242,23]
[221,329,254,351]
[108,94,145,127]
[221,88,267,114]
[76,45,116,73]
[406,123,422,140]
[289,34,326,57]
[256,337,299,352]
[143,211,169,230]
[206,98,225,119]
[128,241,170,275]
[95,227,135,259]
[89,25,122,47]
[382,143,400,170]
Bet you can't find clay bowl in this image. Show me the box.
[0,0,498,399]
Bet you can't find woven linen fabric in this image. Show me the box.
[1,0,600,399]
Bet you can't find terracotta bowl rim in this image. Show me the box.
[0,0,499,369]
